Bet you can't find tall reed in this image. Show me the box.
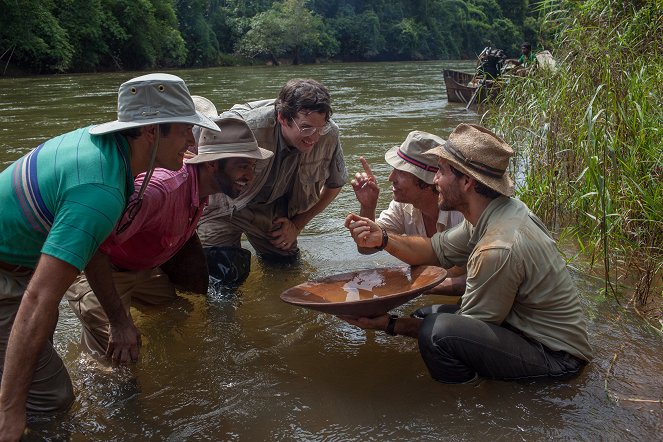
[484,0,662,313]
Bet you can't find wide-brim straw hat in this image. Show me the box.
[89,73,220,135]
[384,131,444,184]
[425,123,514,196]
[186,116,273,163]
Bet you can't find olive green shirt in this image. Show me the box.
[431,196,592,361]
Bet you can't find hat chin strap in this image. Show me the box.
[135,125,161,202]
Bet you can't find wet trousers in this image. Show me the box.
[417,305,587,383]
[0,271,75,413]
[65,268,177,357]
[197,198,299,258]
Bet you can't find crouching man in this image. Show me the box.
[344,124,592,384]
[66,117,272,360]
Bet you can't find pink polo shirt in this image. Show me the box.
[99,164,207,271]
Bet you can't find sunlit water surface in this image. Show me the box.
[1,62,661,440]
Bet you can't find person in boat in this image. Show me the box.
[350,130,465,296]
[0,73,220,439]
[475,46,507,82]
[65,117,272,360]
[506,42,538,75]
[197,78,347,267]
[343,123,592,384]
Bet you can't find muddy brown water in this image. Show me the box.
[1,62,661,440]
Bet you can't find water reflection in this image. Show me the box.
[2,62,660,440]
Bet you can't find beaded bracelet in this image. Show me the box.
[374,226,389,251]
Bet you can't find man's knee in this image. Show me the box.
[418,313,478,383]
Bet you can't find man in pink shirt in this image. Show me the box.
[65,117,272,361]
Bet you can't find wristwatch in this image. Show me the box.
[385,314,398,336]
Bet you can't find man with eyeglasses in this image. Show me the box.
[65,117,272,362]
[0,74,219,439]
[197,78,347,269]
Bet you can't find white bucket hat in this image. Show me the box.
[89,73,220,135]
[192,95,219,118]
[186,117,273,164]
[385,131,444,184]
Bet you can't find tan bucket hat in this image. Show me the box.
[89,73,220,135]
[426,123,514,196]
[385,131,444,184]
[186,117,273,164]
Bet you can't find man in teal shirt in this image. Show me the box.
[0,73,219,439]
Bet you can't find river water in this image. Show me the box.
[1,62,661,440]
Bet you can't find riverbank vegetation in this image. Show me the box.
[485,0,662,323]
[0,0,540,74]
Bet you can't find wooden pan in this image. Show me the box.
[280,265,446,318]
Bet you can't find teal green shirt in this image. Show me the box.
[518,53,537,67]
[0,126,133,271]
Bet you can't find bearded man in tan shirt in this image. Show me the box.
[344,123,592,384]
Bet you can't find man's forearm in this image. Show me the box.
[84,251,129,325]
[359,202,377,220]
[291,185,342,231]
[0,255,79,435]
[384,234,440,266]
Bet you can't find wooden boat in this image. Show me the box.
[443,69,502,105]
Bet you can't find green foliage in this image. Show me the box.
[330,6,384,60]
[0,0,73,72]
[1,0,539,72]
[485,0,663,304]
[176,0,219,67]
[236,0,329,64]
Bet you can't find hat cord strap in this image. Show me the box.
[444,143,504,178]
[135,125,161,202]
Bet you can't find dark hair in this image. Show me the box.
[118,123,172,139]
[522,42,532,50]
[449,164,502,199]
[275,78,333,122]
[416,177,437,193]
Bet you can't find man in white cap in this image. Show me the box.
[0,73,219,438]
[350,131,465,296]
[66,117,272,361]
[344,123,592,384]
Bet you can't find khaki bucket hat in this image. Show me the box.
[385,131,443,184]
[426,123,514,196]
[89,73,220,135]
[186,117,273,164]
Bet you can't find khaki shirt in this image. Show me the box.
[377,201,463,236]
[431,196,592,361]
[202,100,346,219]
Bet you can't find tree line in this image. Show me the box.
[0,0,541,74]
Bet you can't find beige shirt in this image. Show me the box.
[201,100,347,219]
[431,196,592,361]
[377,201,464,236]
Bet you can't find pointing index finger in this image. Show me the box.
[359,156,374,177]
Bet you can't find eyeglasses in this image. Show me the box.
[291,119,332,137]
